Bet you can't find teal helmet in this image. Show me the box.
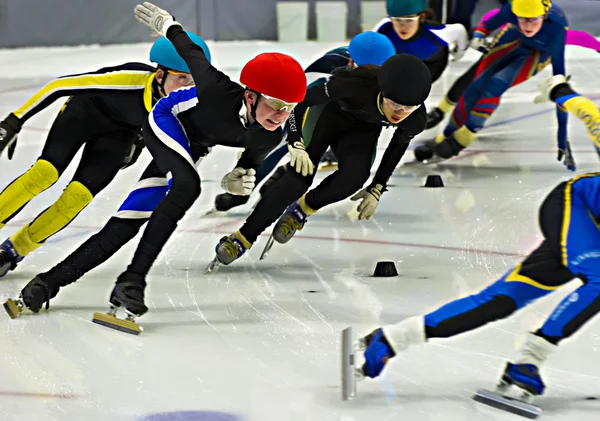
[149,31,211,73]
[386,0,427,17]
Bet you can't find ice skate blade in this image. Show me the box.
[341,327,360,400]
[205,257,221,273]
[3,298,22,319]
[198,207,220,218]
[473,389,541,419]
[92,312,142,335]
[319,163,338,171]
[260,234,275,260]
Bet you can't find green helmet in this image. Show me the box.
[386,0,427,17]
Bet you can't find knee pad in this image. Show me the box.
[26,181,94,245]
[0,160,59,224]
[22,160,59,195]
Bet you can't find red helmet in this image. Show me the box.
[240,53,307,103]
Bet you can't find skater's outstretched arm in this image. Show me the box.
[473,2,512,37]
[135,2,234,100]
[372,106,427,188]
[536,74,600,152]
[351,107,426,220]
[0,63,155,157]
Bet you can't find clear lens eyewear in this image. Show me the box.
[517,16,543,24]
[168,70,194,86]
[390,16,420,25]
[383,97,420,112]
[262,95,298,112]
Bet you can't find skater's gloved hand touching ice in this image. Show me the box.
[470,33,489,53]
[288,140,314,177]
[557,140,576,171]
[350,183,383,220]
[0,113,22,159]
[121,133,145,170]
[221,167,256,195]
[134,1,179,35]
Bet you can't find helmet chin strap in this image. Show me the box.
[246,89,262,127]
[156,66,170,97]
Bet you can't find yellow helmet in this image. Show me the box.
[511,0,551,18]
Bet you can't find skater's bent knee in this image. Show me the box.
[170,174,201,202]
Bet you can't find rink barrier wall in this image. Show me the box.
[0,0,597,47]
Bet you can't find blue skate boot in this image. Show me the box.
[361,329,396,378]
[0,238,24,278]
[206,231,252,272]
[272,195,315,244]
[499,363,546,399]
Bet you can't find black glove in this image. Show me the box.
[0,113,23,159]
[121,133,145,170]
[557,140,576,171]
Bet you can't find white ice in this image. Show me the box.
[0,40,600,421]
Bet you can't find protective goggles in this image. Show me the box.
[516,16,544,24]
[389,16,420,25]
[167,70,194,86]
[261,94,298,112]
[383,97,420,112]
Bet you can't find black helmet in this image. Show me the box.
[378,54,431,106]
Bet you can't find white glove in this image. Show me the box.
[288,140,314,177]
[470,36,489,53]
[350,184,383,220]
[450,46,466,62]
[134,1,179,36]
[221,168,256,195]
[533,74,570,104]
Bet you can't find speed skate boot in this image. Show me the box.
[496,363,546,401]
[0,238,24,278]
[206,231,252,272]
[214,192,249,212]
[474,333,555,418]
[361,328,397,378]
[92,274,147,335]
[497,333,555,401]
[341,317,426,399]
[3,276,59,319]
[426,107,445,129]
[272,195,316,244]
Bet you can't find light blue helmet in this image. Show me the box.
[348,32,396,66]
[149,31,211,73]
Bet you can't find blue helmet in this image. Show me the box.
[348,32,396,66]
[149,31,211,73]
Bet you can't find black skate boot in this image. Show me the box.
[3,276,59,319]
[214,192,250,211]
[425,107,445,129]
[259,165,286,197]
[413,138,437,162]
[92,274,147,334]
[0,238,24,278]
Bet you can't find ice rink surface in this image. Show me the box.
[0,40,599,421]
